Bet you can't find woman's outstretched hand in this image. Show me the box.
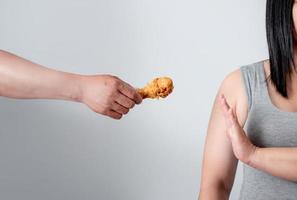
[219,94,258,165]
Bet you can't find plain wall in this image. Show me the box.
[0,0,267,199]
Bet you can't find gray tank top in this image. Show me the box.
[239,61,297,200]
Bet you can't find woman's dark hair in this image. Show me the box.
[266,0,295,98]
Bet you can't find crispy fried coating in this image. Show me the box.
[137,77,174,99]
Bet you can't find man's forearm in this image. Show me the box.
[0,50,82,101]
[250,147,297,182]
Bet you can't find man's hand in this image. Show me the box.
[78,75,142,119]
[219,94,258,165]
[0,50,142,120]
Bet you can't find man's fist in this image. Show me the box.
[78,75,142,119]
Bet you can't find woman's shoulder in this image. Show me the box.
[221,60,267,97]
[218,60,267,126]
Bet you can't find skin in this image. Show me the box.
[0,50,142,120]
[199,70,248,200]
[199,1,297,199]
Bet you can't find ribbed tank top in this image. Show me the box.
[239,61,297,200]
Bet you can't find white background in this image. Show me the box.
[0,0,267,199]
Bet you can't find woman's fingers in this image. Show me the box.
[220,94,230,110]
[219,95,257,164]
[220,95,240,132]
[228,108,236,125]
[219,94,234,127]
[219,95,230,118]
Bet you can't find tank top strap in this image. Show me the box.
[240,61,267,111]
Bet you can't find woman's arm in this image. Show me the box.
[252,147,297,181]
[220,95,297,182]
[199,70,248,200]
[0,50,142,119]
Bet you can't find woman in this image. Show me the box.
[199,0,297,199]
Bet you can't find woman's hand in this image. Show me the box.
[79,75,142,120]
[219,94,258,165]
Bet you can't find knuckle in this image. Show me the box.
[133,92,139,99]
[107,78,119,88]
[117,114,123,119]
[116,82,125,92]
[111,78,121,87]
[123,108,129,114]
[130,101,135,108]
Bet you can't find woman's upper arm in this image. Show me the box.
[199,69,248,197]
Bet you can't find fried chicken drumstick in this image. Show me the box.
[137,77,174,99]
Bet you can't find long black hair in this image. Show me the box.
[266,0,295,98]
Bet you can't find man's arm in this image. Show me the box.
[0,50,142,119]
